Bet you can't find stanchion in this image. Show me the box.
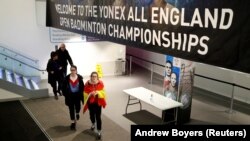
[129,56,132,76]
[150,62,153,85]
[225,84,236,114]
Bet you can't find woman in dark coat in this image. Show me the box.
[62,65,84,130]
[46,51,63,100]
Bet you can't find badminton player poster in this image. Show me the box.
[163,56,181,101]
[163,55,195,124]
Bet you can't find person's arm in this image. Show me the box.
[83,83,90,113]
[80,76,84,104]
[61,77,67,96]
[46,60,54,74]
[46,60,50,72]
[96,81,107,108]
[66,50,73,66]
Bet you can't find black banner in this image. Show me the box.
[131,125,250,141]
[46,0,250,73]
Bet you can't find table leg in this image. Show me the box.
[162,108,176,124]
[125,95,142,114]
[174,107,178,125]
[125,96,130,114]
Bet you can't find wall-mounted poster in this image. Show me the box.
[49,28,86,43]
[163,56,181,101]
[163,55,195,124]
[179,59,195,110]
[86,36,104,42]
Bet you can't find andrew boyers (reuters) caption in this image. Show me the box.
[131,125,249,140]
[46,0,250,73]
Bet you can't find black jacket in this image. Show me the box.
[62,74,84,105]
[56,49,73,67]
[46,59,63,84]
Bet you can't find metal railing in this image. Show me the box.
[0,52,45,72]
[0,45,46,80]
[0,44,39,64]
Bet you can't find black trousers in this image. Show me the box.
[68,97,81,121]
[49,79,61,96]
[88,103,102,130]
[62,65,68,77]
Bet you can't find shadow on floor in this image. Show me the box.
[0,100,50,141]
[123,110,163,125]
[46,125,74,138]
[72,129,97,141]
[123,109,214,125]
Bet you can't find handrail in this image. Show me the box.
[0,44,39,63]
[126,54,165,68]
[126,53,250,91]
[194,74,250,91]
[0,52,46,72]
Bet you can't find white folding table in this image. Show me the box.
[123,87,183,124]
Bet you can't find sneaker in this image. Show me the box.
[90,124,95,131]
[58,90,62,96]
[76,114,80,120]
[70,123,76,130]
[97,131,101,140]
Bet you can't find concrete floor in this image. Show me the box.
[2,64,250,141]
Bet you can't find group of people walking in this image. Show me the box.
[46,43,73,99]
[46,43,106,140]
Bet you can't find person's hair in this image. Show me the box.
[90,71,99,78]
[165,60,172,76]
[50,51,57,58]
[166,60,172,68]
[170,72,178,89]
[71,65,77,70]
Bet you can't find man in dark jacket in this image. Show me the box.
[56,43,73,77]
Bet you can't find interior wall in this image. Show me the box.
[65,42,125,77]
[0,0,125,80]
[126,46,165,76]
[126,47,250,104]
[0,0,52,75]
[195,64,250,104]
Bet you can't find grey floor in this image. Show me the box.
[20,65,250,140]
